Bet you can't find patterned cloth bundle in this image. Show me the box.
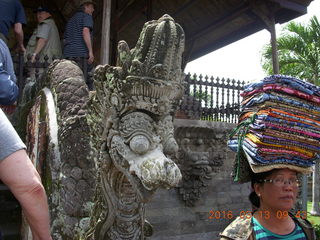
[228,75,320,182]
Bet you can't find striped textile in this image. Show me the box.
[228,75,320,182]
[252,217,307,240]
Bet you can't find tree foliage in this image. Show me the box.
[261,16,320,85]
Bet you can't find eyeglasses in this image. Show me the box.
[258,177,300,188]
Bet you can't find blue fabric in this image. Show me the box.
[0,39,16,82]
[228,139,316,166]
[242,142,315,166]
[0,39,18,105]
[243,74,320,97]
[256,114,320,132]
[250,130,320,152]
[0,0,26,37]
[250,121,320,141]
[0,66,19,105]
[242,92,320,113]
[63,11,93,57]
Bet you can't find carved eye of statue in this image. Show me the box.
[129,135,150,155]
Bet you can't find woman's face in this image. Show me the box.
[254,168,299,212]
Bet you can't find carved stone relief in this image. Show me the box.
[84,14,185,239]
[27,14,185,239]
[175,124,228,206]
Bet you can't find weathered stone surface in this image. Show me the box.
[83,14,185,239]
[36,60,98,239]
[25,14,186,240]
[145,120,251,239]
[23,14,253,240]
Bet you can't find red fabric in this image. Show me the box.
[241,84,320,104]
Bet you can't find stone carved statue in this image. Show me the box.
[83,14,185,239]
[175,125,225,206]
[27,14,185,239]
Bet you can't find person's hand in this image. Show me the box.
[31,54,36,63]
[16,43,26,54]
[88,51,94,64]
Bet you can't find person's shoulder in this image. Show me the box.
[290,212,313,228]
[219,216,253,240]
[293,214,314,232]
[14,0,24,9]
[290,213,316,240]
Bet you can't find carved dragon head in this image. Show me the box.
[93,14,184,201]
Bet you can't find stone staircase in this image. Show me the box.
[0,181,21,240]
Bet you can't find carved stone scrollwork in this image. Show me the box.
[83,14,185,239]
[175,126,225,207]
[41,14,185,239]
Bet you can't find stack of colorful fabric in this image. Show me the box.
[228,75,320,182]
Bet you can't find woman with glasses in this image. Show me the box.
[220,75,319,239]
[220,167,315,239]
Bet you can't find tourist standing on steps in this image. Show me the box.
[0,0,26,52]
[26,6,62,63]
[63,0,95,89]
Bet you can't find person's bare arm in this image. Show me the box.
[31,38,48,62]
[0,150,52,240]
[14,22,25,53]
[82,27,94,64]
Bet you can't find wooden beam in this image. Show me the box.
[146,0,152,20]
[251,1,279,74]
[269,0,307,14]
[269,14,279,74]
[101,0,112,64]
[188,3,250,42]
[117,0,136,18]
[118,5,147,33]
[117,0,196,34]
[172,0,197,17]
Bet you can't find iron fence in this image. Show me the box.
[11,54,92,96]
[11,55,245,123]
[180,73,246,123]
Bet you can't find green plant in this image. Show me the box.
[313,224,320,238]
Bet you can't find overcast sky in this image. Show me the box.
[185,0,320,82]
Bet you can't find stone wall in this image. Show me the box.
[145,119,251,240]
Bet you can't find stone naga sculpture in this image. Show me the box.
[82,14,185,239]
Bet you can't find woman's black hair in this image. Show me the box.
[249,170,275,208]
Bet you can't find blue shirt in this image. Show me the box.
[0,38,18,105]
[63,11,93,58]
[0,0,26,37]
[0,38,16,82]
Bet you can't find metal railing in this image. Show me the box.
[11,54,93,95]
[180,73,246,123]
[11,56,245,123]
